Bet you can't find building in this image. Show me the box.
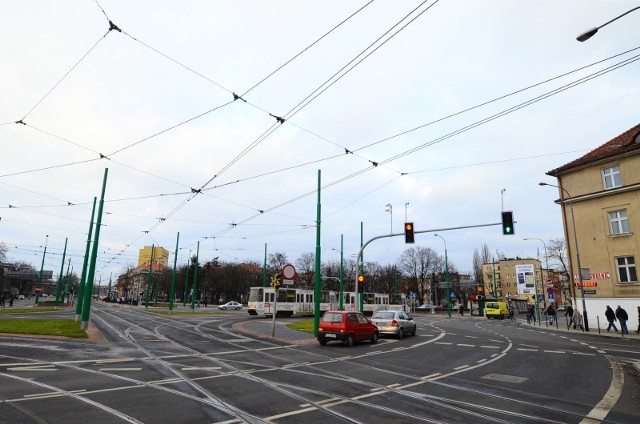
[138,246,170,268]
[481,257,565,314]
[546,123,640,331]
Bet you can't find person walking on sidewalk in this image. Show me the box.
[508,304,515,322]
[545,304,556,325]
[605,305,618,332]
[564,305,575,328]
[573,309,584,331]
[615,305,629,335]
[527,304,536,324]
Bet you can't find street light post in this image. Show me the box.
[539,182,589,331]
[385,204,392,235]
[35,235,48,305]
[577,6,640,41]
[434,234,451,317]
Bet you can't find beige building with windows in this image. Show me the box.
[138,246,170,267]
[546,123,640,331]
[481,258,565,312]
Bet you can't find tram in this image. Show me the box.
[247,286,405,317]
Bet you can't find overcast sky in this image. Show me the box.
[1,1,639,283]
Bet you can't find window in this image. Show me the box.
[609,210,630,235]
[616,257,637,283]
[602,166,622,189]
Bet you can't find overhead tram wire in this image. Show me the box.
[193,50,640,246]
[239,0,375,98]
[196,0,439,194]
[353,44,640,153]
[19,32,111,121]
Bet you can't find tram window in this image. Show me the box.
[286,290,295,302]
[249,288,263,302]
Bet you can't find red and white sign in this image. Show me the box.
[34,287,42,293]
[282,264,296,281]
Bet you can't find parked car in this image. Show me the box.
[218,301,242,310]
[417,304,433,311]
[370,310,417,339]
[317,310,379,346]
[18,295,26,300]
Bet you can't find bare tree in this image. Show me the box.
[267,252,288,273]
[398,246,442,305]
[0,241,7,262]
[472,243,491,286]
[295,252,315,287]
[547,238,572,303]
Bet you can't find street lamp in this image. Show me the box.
[539,182,589,331]
[577,6,640,41]
[523,237,548,325]
[385,204,392,235]
[434,234,451,317]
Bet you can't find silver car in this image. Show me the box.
[370,310,417,339]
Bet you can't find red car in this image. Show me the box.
[317,310,379,346]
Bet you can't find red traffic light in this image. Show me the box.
[404,222,415,243]
[357,274,365,283]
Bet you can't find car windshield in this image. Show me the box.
[372,312,395,319]
[321,312,344,323]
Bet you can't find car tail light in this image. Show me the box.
[391,320,398,327]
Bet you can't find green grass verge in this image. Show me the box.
[0,319,87,338]
[286,319,315,334]
[0,308,60,314]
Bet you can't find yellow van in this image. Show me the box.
[485,301,509,319]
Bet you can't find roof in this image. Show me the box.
[547,123,640,176]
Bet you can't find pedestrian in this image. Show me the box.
[636,306,640,334]
[9,296,13,307]
[508,304,515,322]
[573,309,584,331]
[605,305,618,332]
[545,304,556,325]
[564,305,575,328]
[459,303,464,316]
[615,305,629,335]
[527,304,536,324]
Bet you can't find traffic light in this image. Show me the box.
[404,222,415,243]
[273,273,282,290]
[357,274,365,291]
[501,211,514,235]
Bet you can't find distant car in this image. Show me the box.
[317,310,379,346]
[370,310,417,339]
[417,304,433,311]
[18,295,25,300]
[218,301,242,310]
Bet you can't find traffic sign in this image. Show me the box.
[34,287,42,293]
[282,264,296,280]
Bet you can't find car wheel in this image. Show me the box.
[397,328,404,340]
[319,339,327,346]
[345,334,354,347]
[371,332,379,344]
[236,307,240,310]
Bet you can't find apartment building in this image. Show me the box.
[546,123,640,331]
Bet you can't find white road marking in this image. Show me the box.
[581,356,623,424]
[98,368,143,371]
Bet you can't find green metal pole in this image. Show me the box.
[191,241,200,310]
[55,238,68,307]
[145,245,155,309]
[76,198,96,321]
[359,221,364,313]
[313,170,321,337]
[394,266,398,305]
[34,235,48,305]
[169,232,179,314]
[107,272,112,299]
[183,253,190,307]
[81,168,108,330]
[445,247,451,317]
[339,234,344,310]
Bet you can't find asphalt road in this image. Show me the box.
[0,302,639,423]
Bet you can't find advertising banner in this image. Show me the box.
[515,264,536,294]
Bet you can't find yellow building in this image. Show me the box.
[482,257,555,303]
[138,246,170,267]
[546,123,640,331]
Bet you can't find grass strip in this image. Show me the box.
[0,319,87,338]
[286,319,315,334]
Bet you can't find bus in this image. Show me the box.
[247,286,405,317]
